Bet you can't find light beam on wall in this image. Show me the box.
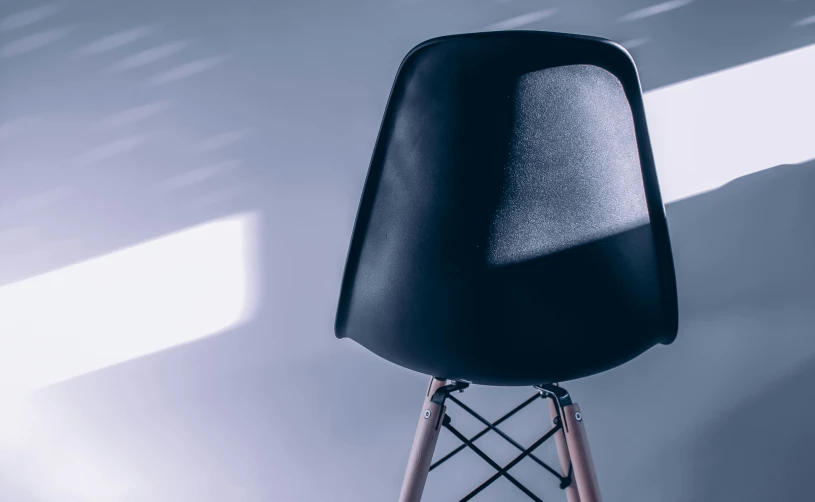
[644,42,815,203]
[0,212,259,397]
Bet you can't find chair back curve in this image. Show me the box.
[335,31,679,386]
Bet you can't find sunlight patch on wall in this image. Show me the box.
[0,212,260,397]
[645,42,815,203]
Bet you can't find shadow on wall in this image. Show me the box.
[668,158,815,317]
[626,355,815,502]
[595,158,815,502]
[662,158,815,502]
[685,355,815,502]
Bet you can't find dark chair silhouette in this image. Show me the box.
[335,31,678,502]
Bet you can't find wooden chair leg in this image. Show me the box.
[548,398,582,502]
[561,403,603,502]
[398,377,449,502]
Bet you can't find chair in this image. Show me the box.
[335,30,678,502]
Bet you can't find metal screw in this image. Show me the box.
[424,409,432,419]
[552,416,560,426]
[575,412,582,422]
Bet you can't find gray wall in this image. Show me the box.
[1,0,814,500]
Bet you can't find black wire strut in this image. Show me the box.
[428,381,575,501]
[429,393,540,471]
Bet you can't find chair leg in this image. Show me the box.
[398,377,449,502]
[547,398,581,502]
[561,403,603,502]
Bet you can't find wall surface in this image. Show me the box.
[1,0,814,500]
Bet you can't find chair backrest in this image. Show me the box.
[335,31,678,386]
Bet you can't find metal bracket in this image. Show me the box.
[534,383,573,406]
[535,383,573,433]
[430,380,470,405]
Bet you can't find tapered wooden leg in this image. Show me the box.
[547,398,581,502]
[562,403,602,502]
[398,377,448,502]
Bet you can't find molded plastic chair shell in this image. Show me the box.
[335,31,678,386]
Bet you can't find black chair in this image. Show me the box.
[335,31,678,502]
